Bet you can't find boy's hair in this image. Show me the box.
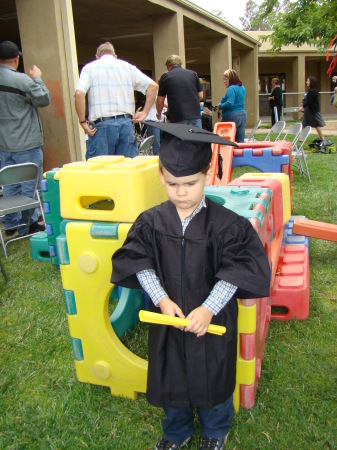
[159,159,210,175]
[271,77,280,85]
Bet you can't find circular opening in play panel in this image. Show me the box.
[108,286,148,360]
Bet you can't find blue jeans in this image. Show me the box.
[162,395,234,444]
[146,125,161,155]
[86,117,138,159]
[222,111,247,143]
[176,118,202,128]
[0,148,43,234]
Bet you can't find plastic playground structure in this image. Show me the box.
[30,122,337,413]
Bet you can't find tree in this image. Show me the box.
[258,0,337,52]
[240,0,272,31]
[211,9,227,22]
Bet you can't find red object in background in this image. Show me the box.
[293,218,337,242]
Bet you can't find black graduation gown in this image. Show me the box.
[111,198,270,408]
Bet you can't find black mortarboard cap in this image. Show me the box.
[144,121,238,177]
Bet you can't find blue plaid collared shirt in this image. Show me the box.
[136,196,237,315]
[76,54,152,121]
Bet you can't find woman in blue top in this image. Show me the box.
[218,69,247,142]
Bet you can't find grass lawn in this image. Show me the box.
[1,135,336,449]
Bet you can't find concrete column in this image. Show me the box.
[210,36,231,115]
[153,12,185,81]
[16,0,85,170]
[319,61,330,114]
[292,55,305,119]
[240,46,259,127]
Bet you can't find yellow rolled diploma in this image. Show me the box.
[139,310,226,336]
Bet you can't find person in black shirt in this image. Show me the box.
[268,77,283,125]
[300,76,325,139]
[156,55,203,127]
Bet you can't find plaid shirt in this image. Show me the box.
[137,196,237,315]
[76,54,152,121]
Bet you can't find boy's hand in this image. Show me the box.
[185,306,213,337]
[158,297,185,319]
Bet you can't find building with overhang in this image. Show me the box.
[0,0,260,169]
[246,31,334,119]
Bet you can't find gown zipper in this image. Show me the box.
[181,237,186,358]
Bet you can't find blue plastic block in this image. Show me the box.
[46,223,54,236]
[41,179,48,192]
[49,245,57,257]
[43,202,51,214]
[282,216,309,249]
[232,148,289,173]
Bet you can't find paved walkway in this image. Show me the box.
[248,118,337,136]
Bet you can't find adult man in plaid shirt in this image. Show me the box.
[75,42,157,159]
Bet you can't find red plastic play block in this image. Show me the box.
[233,148,243,156]
[271,244,309,321]
[238,140,292,156]
[234,148,264,156]
[293,218,337,242]
[229,176,284,235]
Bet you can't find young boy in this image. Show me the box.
[111,123,270,450]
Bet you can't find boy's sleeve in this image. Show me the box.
[216,218,270,299]
[137,269,168,306]
[111,218,156,289]
[202,280,237,315]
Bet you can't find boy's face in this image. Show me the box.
[159,167,212,219]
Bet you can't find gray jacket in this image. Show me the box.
[0,64,50,152]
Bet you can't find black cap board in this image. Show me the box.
[143,121,238,177]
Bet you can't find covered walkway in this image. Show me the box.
[0,0,259,169]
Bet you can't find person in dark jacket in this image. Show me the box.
[300,76,325,139]
[111,123,270,450]
[268,77,283,125]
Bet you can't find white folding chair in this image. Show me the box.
[245,119,262,141]
[291,126,312,183]
[138,135,154,155]
[0,163,45,257]
[264,120,286,141]
[282,123,302,147]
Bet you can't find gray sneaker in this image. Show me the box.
[199,436,225,450]
[154,435,193,450]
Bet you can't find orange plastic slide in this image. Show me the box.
[292,218,337,242]
[211,122,236,186]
